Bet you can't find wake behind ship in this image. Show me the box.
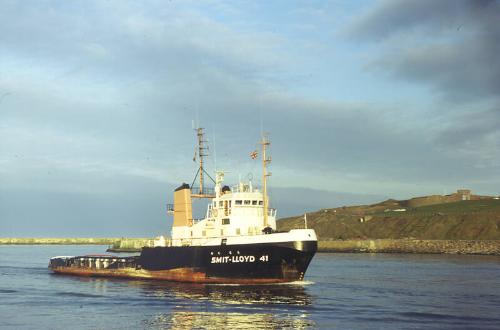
[49,131,317,284]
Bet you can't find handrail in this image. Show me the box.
[173,230,275,242]
[191,186,215,195]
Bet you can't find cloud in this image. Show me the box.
[1,1,499,236]
[435,108,500,169]
[0,0,287,85]
[350,0,471,40]
[348,0,500,103]
[343,0,500,194]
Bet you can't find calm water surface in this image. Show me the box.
[1,245,499,329]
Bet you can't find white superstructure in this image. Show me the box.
[171,171,279,246]
[159,130,317,249]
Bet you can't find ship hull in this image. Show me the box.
[49,240,317,284]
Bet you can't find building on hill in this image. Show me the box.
[407,189,474,208]
[456,189,471,201]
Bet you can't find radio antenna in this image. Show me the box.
[212,128,217,172]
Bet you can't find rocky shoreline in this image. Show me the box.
[319,239,500,255]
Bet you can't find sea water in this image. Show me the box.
[1,245,499,329]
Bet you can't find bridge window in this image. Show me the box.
[235,200,242,205]
[244,200,251,205]
[222,218,230,225]
[252,200,258,205]
[259,201,263,205]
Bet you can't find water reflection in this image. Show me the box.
[60,276,315,328]
[134,281,315,329]
[133,280,313,306]
[146,311,315,329]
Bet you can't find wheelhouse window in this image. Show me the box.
[244,200,251,205]
[235,200,242,205]
[222,218,230,225]
[252,200,258,205]
[258,201,263,205]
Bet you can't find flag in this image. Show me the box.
[250,150,258,159]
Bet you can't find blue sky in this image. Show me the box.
[1,0,499,236]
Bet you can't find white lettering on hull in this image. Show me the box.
[211,255,268,264]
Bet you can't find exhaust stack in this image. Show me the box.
[173,183,193,227]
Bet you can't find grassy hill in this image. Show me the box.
[277,199,500,240]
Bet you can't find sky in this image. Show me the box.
[1,0,499,237]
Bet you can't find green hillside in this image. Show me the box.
[277,199,500,240]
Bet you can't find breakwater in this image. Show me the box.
[0,237,155,251]
[106,238,155,252]
[2,238,499,255]
[0,238,121,245]
[319,239,500,255]
[71,238,500,255]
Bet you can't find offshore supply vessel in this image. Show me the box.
[49,130,317,284]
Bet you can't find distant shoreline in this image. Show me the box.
[2,238,499,255]
[0,238,132,245]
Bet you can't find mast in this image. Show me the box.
[197,127,206,194]
[191,127,216,199]
[260,134,271,227]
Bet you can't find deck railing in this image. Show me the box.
[190,186,215,196]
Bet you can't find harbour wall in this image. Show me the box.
[0,238,139,245]
[319,239,500,255]
[2,238,499,255]
[80,238,500,255]
[106,238,155,252]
